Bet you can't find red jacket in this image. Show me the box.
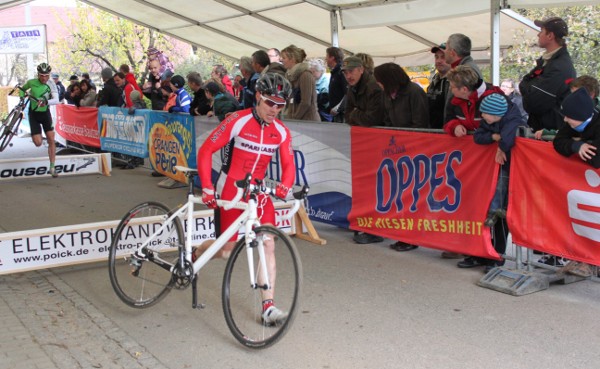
[443,82,504,136]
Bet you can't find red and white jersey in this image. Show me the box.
[198,108,295,196]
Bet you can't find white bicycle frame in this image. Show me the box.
[136,176,301,291]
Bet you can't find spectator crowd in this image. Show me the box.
[51,16,599,276]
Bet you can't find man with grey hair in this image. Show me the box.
[444,33,481,77]
[443,33,482,123]
[240,56,260,108]
[187,71,210,116]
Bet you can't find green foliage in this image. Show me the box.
[49,4,182,83]
[175,48,236,82]
[500,5,600,83]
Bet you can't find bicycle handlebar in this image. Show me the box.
[10,85,39,102]
[223,174,309,220]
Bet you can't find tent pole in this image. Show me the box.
[330,10,339,47]
[491,0,501,85]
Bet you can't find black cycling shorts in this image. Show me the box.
[28,109,53,136]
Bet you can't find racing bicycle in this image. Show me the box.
[108,166,308,348]
[0,85,37,152]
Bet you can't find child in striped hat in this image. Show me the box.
[474,93,527,227]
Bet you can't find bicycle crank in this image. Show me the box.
[172,259,194,290]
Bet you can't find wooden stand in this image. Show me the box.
[100,153,111,176]
[292,206,327,245]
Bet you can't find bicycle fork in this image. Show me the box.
[246,230,272,291]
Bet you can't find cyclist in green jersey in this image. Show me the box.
[20,63,60,177]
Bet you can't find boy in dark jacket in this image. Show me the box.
[553,87,600,168]
[474,93,526,226]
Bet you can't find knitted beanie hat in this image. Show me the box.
[479,93,508,116]
[561,87,594,121]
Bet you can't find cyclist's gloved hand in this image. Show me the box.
[275,183,289,200]
[202,188,217,209]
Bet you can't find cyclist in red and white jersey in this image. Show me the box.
[195,73,296,325]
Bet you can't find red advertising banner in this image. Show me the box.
[55,105,101,147]
[509,138,600,265]
[349,127,499,259]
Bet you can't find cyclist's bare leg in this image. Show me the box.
[258,226,276,301]
[193,240,234,260]
[32,133,43,147]
[45,130,56,164]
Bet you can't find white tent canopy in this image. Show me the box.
[1,0,598,68]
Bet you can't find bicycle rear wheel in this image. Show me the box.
[222,225,302,349]
[109,201,184,308]
[0,108,22,152]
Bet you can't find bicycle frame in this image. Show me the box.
[136,190,272,290]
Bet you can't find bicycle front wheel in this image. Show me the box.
[0,108,22,152]
[222,225,302,349]
[109,201,184,308]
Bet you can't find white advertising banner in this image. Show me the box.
[0,153,110,181]
[0,206,294,275]
[0,25,47,54]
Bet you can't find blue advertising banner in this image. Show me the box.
[148,111,196,183]
[98,107,150,157]
[194,116,351,228]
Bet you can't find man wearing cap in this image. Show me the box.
[519,16,576,138]
[342,55,385,245]
[427,43,451,129]
[554,87,600,168]
[51,73,66,102]
[168,75,191,114]
[342,55,384,127]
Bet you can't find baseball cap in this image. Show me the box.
[341,56,363,71]
[534,17,568,38]
[51,73,59,79]
[170,75,185,89]
[69,75,79,81]
[431,42,446,53]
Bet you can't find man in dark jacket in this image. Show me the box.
[51,73,66,102]
[343,56,383,126]
[519,17,576,138]
[97,68,123,107]
[427,43,451,129]
[342,55,384,245]
[326,47,348,123]
[187,72,210,116]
